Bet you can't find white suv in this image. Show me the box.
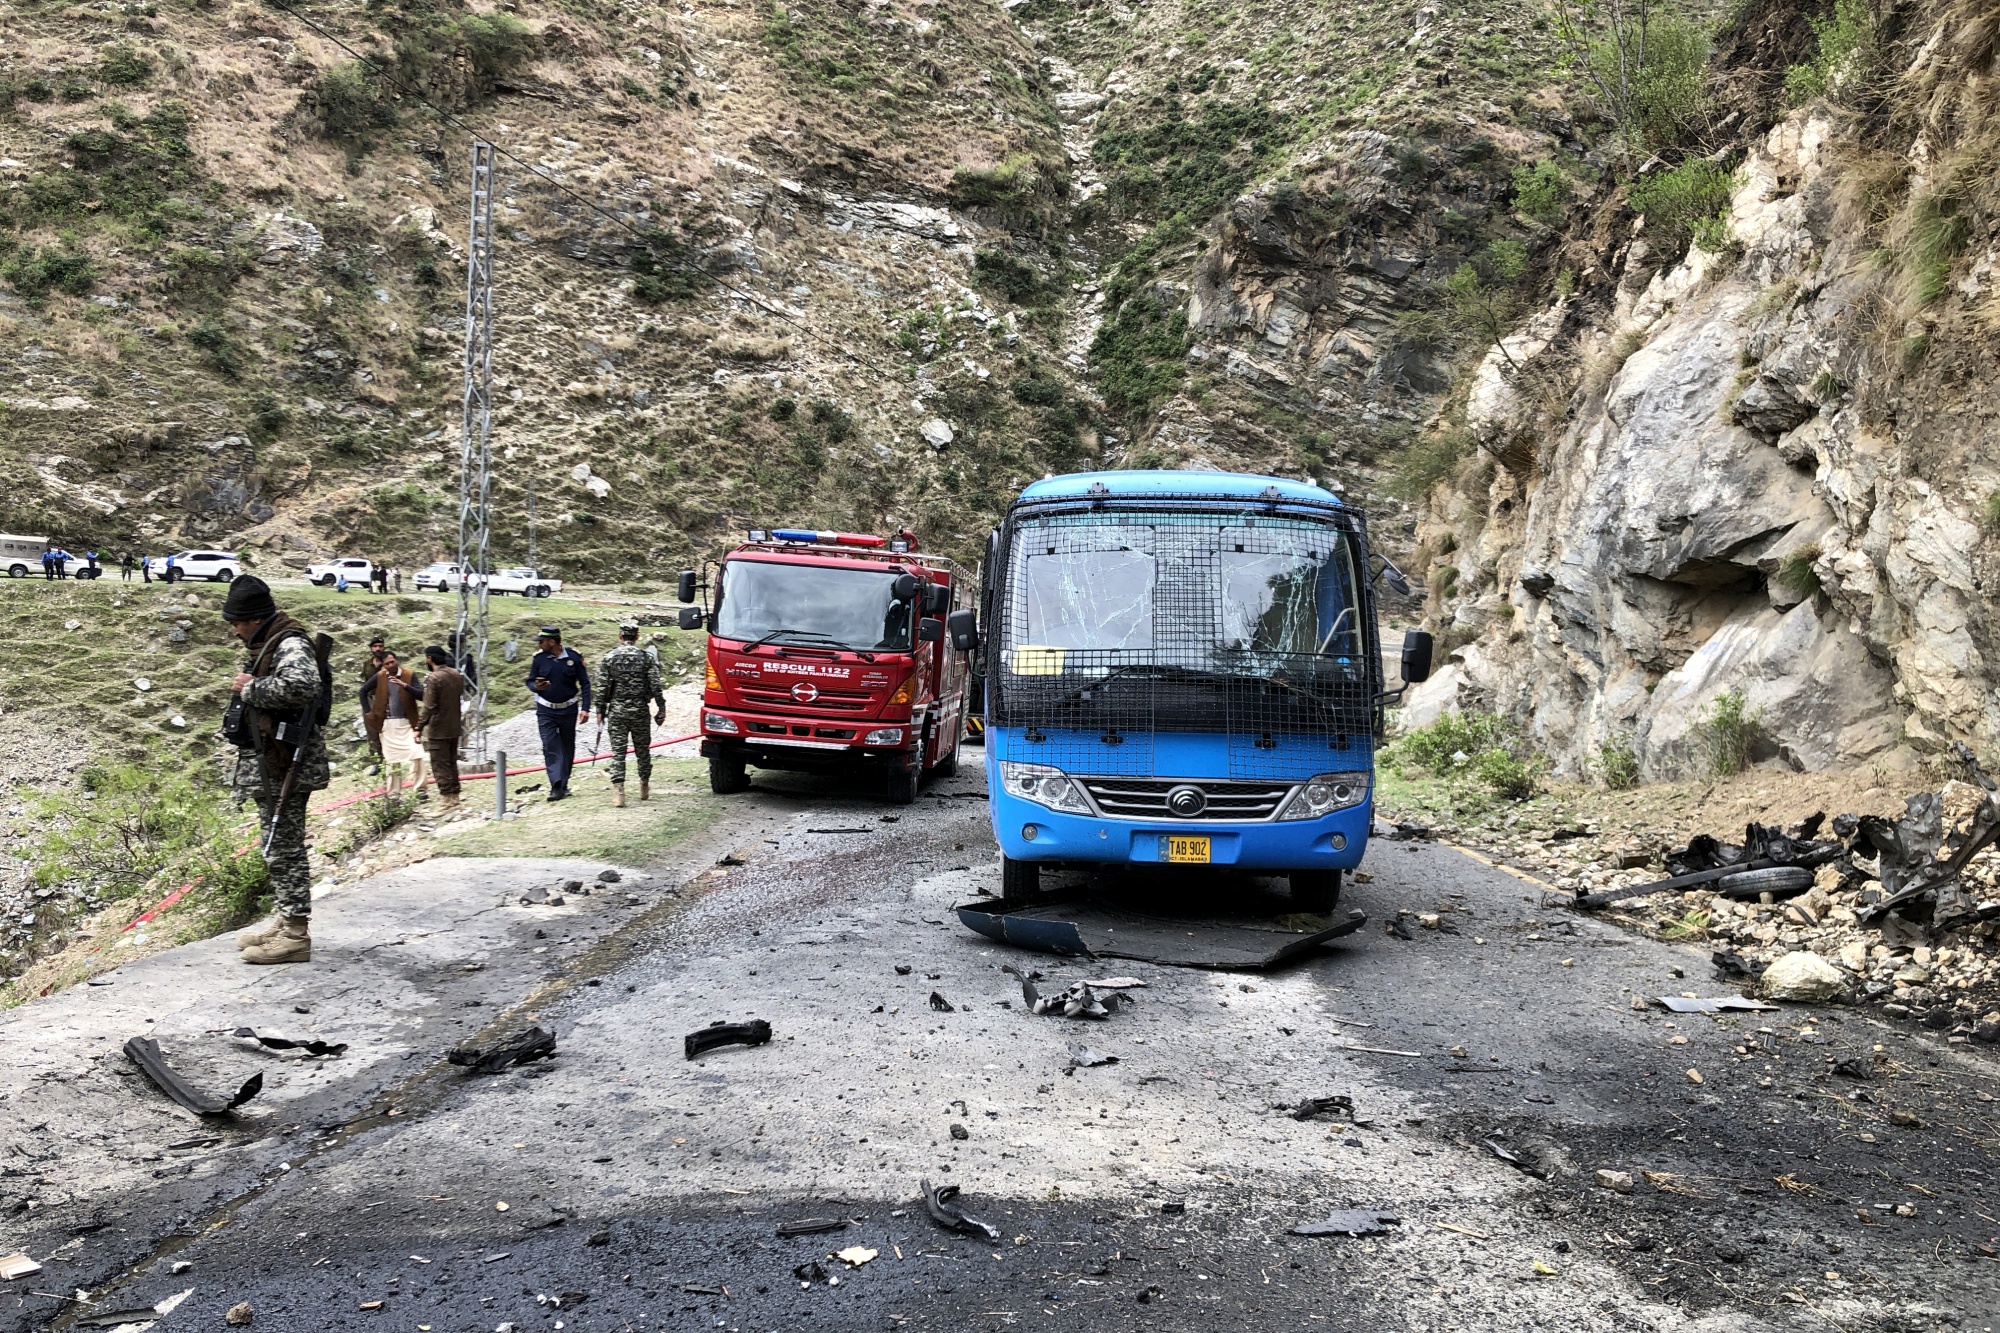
[306,557,376,587]
[486,567,562,598]
[147,550,243,583]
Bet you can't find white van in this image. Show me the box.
[0,535,48,579]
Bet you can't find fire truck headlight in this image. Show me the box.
[703,711,740,734]
[863,727,904,746]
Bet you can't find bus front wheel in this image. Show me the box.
[1289,869,1342,913]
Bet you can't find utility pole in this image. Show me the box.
[455,141,496,762]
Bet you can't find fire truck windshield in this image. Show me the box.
[714,559,913,652]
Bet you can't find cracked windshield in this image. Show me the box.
[714,560,911,650]
[1005,514,1361,676]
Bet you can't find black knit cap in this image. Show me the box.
[220,574,278,622]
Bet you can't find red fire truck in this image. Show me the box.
[678,528,979,803]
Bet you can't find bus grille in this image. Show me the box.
[1078,778,1295,821]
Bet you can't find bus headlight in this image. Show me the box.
[1278,771,1370,820]
[703,711,740,734]
[998,761,1091,814]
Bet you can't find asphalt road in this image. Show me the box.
[10,764,1999,1333]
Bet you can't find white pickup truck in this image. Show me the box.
[484,567,562,598]
[413,561,469,592]
[305,557,375,588]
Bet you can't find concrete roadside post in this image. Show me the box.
[494,749,506,819]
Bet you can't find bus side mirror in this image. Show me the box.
[918,617,944,644]
[892,573,920,602]
[1400,629,1434,684]
[924,583,950,617]
[677,606,706,631]
[947,608,979,652]
[677,570,697,604]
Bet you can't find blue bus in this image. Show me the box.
[975,470,1432,910]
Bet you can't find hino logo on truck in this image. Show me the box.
[791,681,820,703]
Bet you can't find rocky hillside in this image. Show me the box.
[3,0,1651,583]
[1402,0,2000,777]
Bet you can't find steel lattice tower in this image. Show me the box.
[455,142,496,760]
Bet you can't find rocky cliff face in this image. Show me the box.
[1408,0,2000,774]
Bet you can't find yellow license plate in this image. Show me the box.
[1160,835,1211,864]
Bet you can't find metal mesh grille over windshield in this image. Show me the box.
[990,497,1381,773]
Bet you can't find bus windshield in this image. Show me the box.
[1002,512,1363,677]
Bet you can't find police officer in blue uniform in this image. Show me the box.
[525,625,591,801]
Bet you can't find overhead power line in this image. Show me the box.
[261,0,896,376]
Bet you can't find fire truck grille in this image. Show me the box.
[736,685,875,712]
[1077,778,1295,821]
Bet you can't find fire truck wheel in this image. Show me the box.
[886,743,922,805]
[707,755,751,795]
[1288,869,1342,913]
[931,733,959,779]
[1001,856,1040,898]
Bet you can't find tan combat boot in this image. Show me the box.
[236,916,285,950]
[611,783,626,808]
[639,777,651,802]
[241,915,310,965]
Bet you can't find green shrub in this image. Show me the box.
[316,61,396,140]
[1511,160,1568,224]
[971,248,1046,304]
[808,398,855,442]
[951,154,1049,209]
[1628,159,1735,254]
[30,760,259,908]
[1089,299,1190,418]
[1698,689,1762,776]
[1010,375,1064,407]
[629,231,712,302]
[1389,429,1471,500]
[1785,0,1872,103]
[1,243,97,300]
[187,319,243,378]
[457,13,536,82]
[1597,738,1640,790]
[1476,746,1537,799]
[1905,187,1972,306]
[1985,492,2000,534]
[769,396,797,421]
[1774,543,1821,599]
[98,44,156,87]
[1392,711,1510,776]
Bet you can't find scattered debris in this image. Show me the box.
[1759,952,1850,1004]
[1595,1170,1635,1193]
[1334,1041,1424,1058]
[596,869,621,884]
[1711,951,1764,982]
[231,1028,348,1057]
[448,1027,557,1074]
[123,1036,263,1116]
[0,1254,41,1281]
[921,1179,1000,1240]
[684,1020,773,1060]
[1652,996,1779,1014]
[793,1260,829,1284]
[1287,1094,1355,1122]
[929,991,955,1012]
[1084,977,1146,989]
[957,895,1367,969]
[1434,1221,1491,1240]
[1289,1209,1400,1237]
[1065,1042,1118,1069]
[949,1123,970,1140]
[1002,965,1128,1019]
[835,1246,877,1267]
[776,1219,846,1237]
[225,1301,254,1325]
[76,1309,175,1328]
[1160,1200,1186,1215]
[1484,1138,1540,1176]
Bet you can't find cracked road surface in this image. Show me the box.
[5,768,1997,1332]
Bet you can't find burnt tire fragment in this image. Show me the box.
[123,1037,263,1116]
[447,1026,557,1075]
[684,1019,772,1060]
[921,1178,1000,1241]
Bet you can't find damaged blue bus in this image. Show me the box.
[976,470,1432,910]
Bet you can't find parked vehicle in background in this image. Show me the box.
[1,534,49,578]
[683,528,975,804]
[144,549,242,583]
[414,562,469,592]
[306,557,375,588]
[484,567,562,598]
[977,470,1433,910]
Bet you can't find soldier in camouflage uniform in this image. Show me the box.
[597,619,665,807]
[222,576,331,965]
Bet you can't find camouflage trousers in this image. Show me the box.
[256,788,314,919]
[606,711,653,785]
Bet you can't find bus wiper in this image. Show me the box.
[742,628,874,660]
[1056,663,1232,706]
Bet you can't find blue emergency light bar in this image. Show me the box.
[765,529,888,547]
